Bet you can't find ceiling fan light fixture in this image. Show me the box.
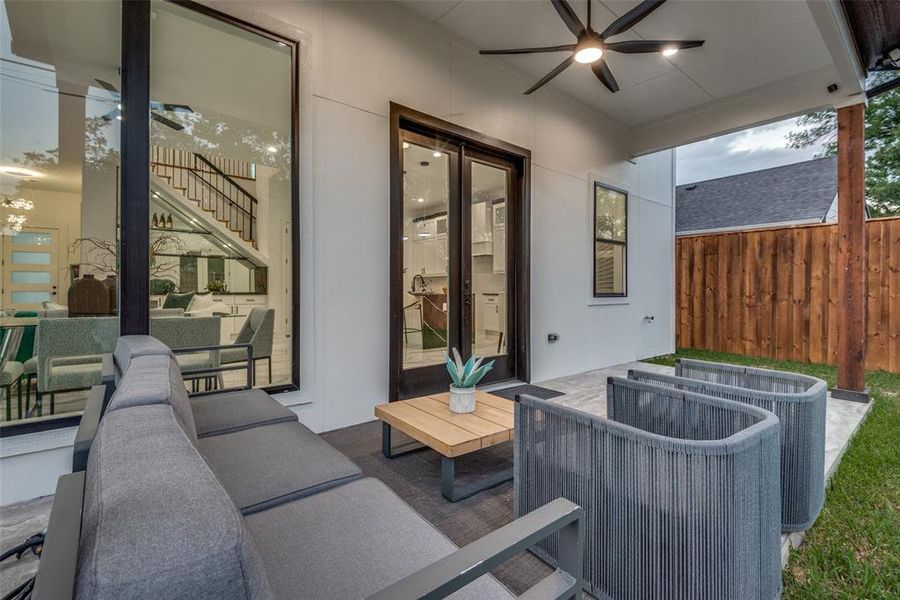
[0,166,43,179]
[662,47,678,57]
[574,43,603,64]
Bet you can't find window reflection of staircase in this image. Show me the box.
[151,146,258,249]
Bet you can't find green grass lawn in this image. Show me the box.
[643,349,900,599]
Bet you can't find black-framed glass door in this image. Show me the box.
[391,110,525,400]
[462,150,517,385]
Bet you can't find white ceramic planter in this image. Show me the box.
[449,386,477,414]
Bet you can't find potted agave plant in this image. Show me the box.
[445,348,494,414]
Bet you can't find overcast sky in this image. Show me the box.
[675,116,831,185]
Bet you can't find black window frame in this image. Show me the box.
[1,0,301,437]
[592,181,628,299]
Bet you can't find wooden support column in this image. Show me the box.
[833,103,869,402]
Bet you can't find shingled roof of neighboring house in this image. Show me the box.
[676,157,838,235]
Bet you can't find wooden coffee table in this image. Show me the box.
[374,391,514,502]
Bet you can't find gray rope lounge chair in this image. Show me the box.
[629,358,827,532]
[515,377,782,600]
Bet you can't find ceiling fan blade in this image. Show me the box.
[94,78,119,94]
[150,102,195,113]
[151,112,185,131]
[605,40,705,54]
[600,0,667,39]
[480,44,575,55]
[551,0,585,37]
[524,55,575,94]
[591,59,619,93]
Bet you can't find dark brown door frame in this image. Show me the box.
[389,102,531,401]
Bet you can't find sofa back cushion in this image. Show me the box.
[76,404,273,600]
[107,354,198,442]
[112,335,172,383]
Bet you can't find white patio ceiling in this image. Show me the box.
[400,0,867,155]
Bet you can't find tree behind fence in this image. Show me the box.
[676,217,900,373]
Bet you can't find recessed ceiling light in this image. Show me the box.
[662,48,679,57]
[432,151,442,158]
[402,235,409,241]
[418,232,432,238]
[0,166,43,179]
[417,197,425,203]
[403,142,410,150]
[116,115,123,120]
[266,145,278,153]
[117,103,122,110]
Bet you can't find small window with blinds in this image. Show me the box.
[593,182,627,297]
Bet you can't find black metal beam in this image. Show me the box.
[120,0,151,335]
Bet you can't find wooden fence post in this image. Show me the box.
[834,103,869,402]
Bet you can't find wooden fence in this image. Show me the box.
[676,217,900,373]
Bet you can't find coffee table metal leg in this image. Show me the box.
[381,422,426,459]
[441,456,513,502]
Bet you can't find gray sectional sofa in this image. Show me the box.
[34,336,584,600]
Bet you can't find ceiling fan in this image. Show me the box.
[480,0,704,94]
[95,78,194,131]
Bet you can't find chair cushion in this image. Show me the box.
[106,354,198,442]
[244,478,513,600]
[220,347,250,365]
[23,356,37,375]
[198,421,362,515]
[191,389,297,438]
[1,361,24,385]
[113,335,171,381]
[77,404,273,600]
[46,360,102,392]
[177,353,216,374]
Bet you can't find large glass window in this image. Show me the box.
[593,182,627,297]
[149,1,294,389]
[1,0,121,426]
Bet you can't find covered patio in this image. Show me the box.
[2,0,897,598]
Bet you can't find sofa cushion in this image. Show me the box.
[245,478,513,600]
[106,354,197,442]
[112,335,171,382]
[191,389,297,438]
[198,421,362,514]
[77,404,272,600]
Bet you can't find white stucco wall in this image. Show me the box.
[0,0,675,505]
[239,0,676,432]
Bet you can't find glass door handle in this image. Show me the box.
[463,281,472,325]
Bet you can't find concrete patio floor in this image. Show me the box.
[0,361,874,593]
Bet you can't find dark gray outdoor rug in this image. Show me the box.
[487,384,564,401]
[321,419,594,598]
